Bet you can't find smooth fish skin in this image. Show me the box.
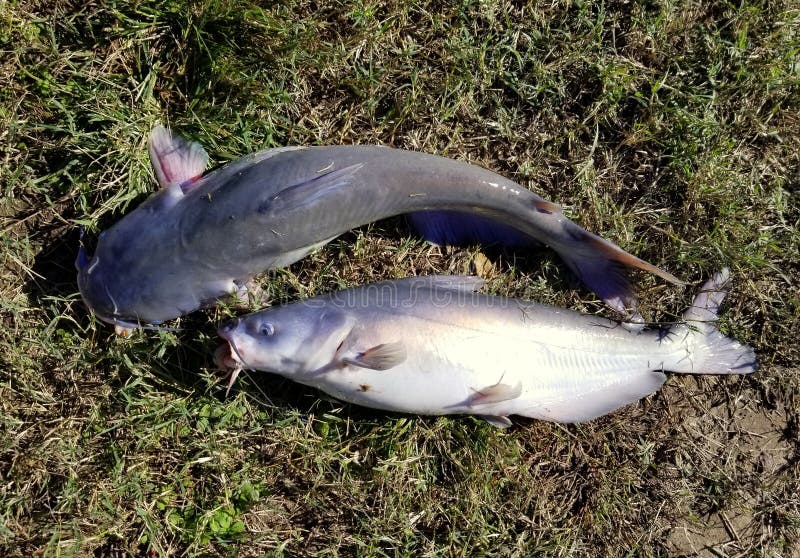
[78,126,682,330]
[216,270,756,427]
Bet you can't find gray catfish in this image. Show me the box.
[215,269,755,427]
[77,126,682,332]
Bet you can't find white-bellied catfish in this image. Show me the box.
[215,270,755,427]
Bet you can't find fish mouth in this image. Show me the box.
[214,340,243,370]
[216,323,247,396]
[79,289,178,335]
[217,322,244,364]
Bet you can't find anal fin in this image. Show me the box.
[407,210,534,248]
[521,371,667,423]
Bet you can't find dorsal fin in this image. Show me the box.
[386,275,486,293]
[148,125,209,193]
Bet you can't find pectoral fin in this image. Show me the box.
[258,163,365,215]
[114,324,135,337]
[148,125,209,193]
[468,381,522,406]
[343,342,406,370]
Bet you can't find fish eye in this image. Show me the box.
[260,322,275,336]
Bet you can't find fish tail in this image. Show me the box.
[407,201,685,316]
[665,268,757,375]
[408,210,684,315]
[556,224,683,315]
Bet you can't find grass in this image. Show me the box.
[1,0,799,556]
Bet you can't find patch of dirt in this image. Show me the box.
[664,375,795,557]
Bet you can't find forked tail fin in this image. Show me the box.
[667,268,757,375]
[520,269,755,424]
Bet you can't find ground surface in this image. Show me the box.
[1,1,798,556]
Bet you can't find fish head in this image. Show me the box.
[76,235,119,322]
[216,303,355,376]
[76,247,141,331]
[76,228,161,331]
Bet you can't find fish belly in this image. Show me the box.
[307,312,670,422]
